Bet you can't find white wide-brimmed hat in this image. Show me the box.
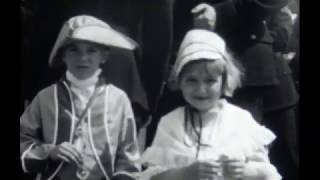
[48,15,138,67]
[170,29,226,82]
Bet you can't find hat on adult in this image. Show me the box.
[169,29,226,84]
[48,15,138,67]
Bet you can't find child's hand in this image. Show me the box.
[49,142,83,167]
[223,158,245,180]
[183,160,222,180]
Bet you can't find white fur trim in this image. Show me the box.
[21,143,36,173]
[52,85,58,144]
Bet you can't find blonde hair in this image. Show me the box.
[220,50,243,97]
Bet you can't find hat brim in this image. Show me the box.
[175,51,223,77]
[49,24,138,67]
[71,25,137,50]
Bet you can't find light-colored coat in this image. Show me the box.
[20,79,140,180]
[140,100,281,180]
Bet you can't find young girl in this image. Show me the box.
[20,15,140,180]
[139,29,281,180]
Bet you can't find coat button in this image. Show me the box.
[250,34,257,40]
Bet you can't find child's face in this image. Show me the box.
[63,41,108,80]
[179,62,223,112]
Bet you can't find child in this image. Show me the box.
[20,15,140,180]
[139,29,281,180]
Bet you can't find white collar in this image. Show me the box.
[66,69,102,89]
[195,99,225,123]
[184,99,226,147]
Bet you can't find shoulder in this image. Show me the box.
[34,84,57,102]
[223,100,253,119]
[156,107,185,136]
[151,107,186,146]
[223,100,276,146]
[107,84,127,96]
[222,100,262,128]
[106,84,130,102]
[105,84,133,114]
[22,84,57,116]
[159,107,185,127]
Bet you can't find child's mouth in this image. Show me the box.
[77,65,89,69]
[193,96,208,101]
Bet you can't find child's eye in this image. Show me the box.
[186,78,197,84]
[87,48,98,54]
[67,46,79,53]
[206,79,217,84]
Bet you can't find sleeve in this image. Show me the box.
[243,160,282,180]
[113,93,141,180]
[140,118,178,167]
[139,113,194,180]
[139,117,171,180]
[242,113,282,180]
[20,92,54,173]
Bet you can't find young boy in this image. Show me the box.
[20,15,140,180]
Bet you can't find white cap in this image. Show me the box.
[170,29,226,82]
[48,15,138,66]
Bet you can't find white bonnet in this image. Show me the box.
[170,29,226,81]
[168,29,242,97]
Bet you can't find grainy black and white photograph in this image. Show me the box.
[20,0,299,180]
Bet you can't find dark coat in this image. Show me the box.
[213,0,298,110]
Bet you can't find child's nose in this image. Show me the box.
[79,54,89,61]
[196,83,207,94]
